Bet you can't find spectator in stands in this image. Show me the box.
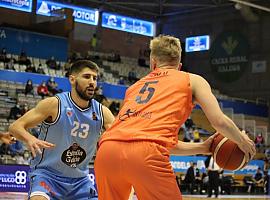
[128,68,138,84]
[109,101,120,116]
[46,77,61,96]
[193,128,201,142]
[114,51,121,63]
[90,33,97,50]
[64,58,72,71]
[183,126,192,142]
[263,170,269,194]
[0,142,10,155]
[184,162,196,194]
[7,103,22,121]
[244,176,256,193]
[185,117,194,129]
[144,48,150,57]
[220,170,234,194]
[9,140,23,157]
[24,79,34,95]
[36,64,45,74]
[265,149,270,160]
[107,50,121,63]
[255,133,264,152]
[254,167,264,185]
[65,70,70,77]
[245,167,264,193]
[98,72,105,82]
[46,56,57,69]
[0,47,8,63]
[194,167,202,193]
[18,50,31,66]
[118,76,125,85]
[0,47,7,56]
[93,86,107,105]
[16,150,31,165]
[138,49,147,67]
[75,52,83,60]
[25,64,37,73]
[37,81,49,98]
[70,52,79,62]
[21,104,29,116]
[264,158,270,172]
[4,58,15,70]
[64,59,72,77]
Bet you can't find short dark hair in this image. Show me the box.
[69,60,99,75]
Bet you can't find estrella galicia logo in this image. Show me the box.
[61,143,86,168]
[119,109,136,121]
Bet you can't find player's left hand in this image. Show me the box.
[202,133,218,155]
[0,132,16,145]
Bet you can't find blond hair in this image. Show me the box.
[150,35,182,66]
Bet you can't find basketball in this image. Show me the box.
[210,133,248,171]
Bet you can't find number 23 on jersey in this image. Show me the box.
[71,121,90,139]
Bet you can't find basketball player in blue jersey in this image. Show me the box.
[9,60,115,200]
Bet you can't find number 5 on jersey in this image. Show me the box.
[136,81,158,104]
[71,121,90,139]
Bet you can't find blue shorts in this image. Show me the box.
[28,172,98,200]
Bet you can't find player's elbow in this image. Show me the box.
[8,121,21,136]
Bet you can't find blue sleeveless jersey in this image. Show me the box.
[30,92,103,178]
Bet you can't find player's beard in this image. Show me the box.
[75,81,94,101]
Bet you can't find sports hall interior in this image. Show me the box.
[0,0,269,199]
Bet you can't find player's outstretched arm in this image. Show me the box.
[0,132,16,145]
[102,105,115,130]
[170,134,215,155]
[189,73,256,160]
[9,97,56,157]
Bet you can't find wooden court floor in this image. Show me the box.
[0,193,269,200]
[183,194,270,200]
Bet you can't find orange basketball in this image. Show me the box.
[210,133,248,171]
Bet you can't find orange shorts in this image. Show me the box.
[94,140,182,200]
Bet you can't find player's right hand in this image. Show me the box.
[237,130,256,162]
[0,132,16,145]
[26,135,55,157]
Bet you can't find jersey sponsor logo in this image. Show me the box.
[119,108,136,121]
[92,112,97,121]
[61,143,86,168]
[66,108,73,117]
[119,108,152,121]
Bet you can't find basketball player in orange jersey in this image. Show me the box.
[94,35,256,200]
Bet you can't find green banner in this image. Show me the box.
[210,32,249,82]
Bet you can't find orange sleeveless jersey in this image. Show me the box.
[100,68,194,148]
